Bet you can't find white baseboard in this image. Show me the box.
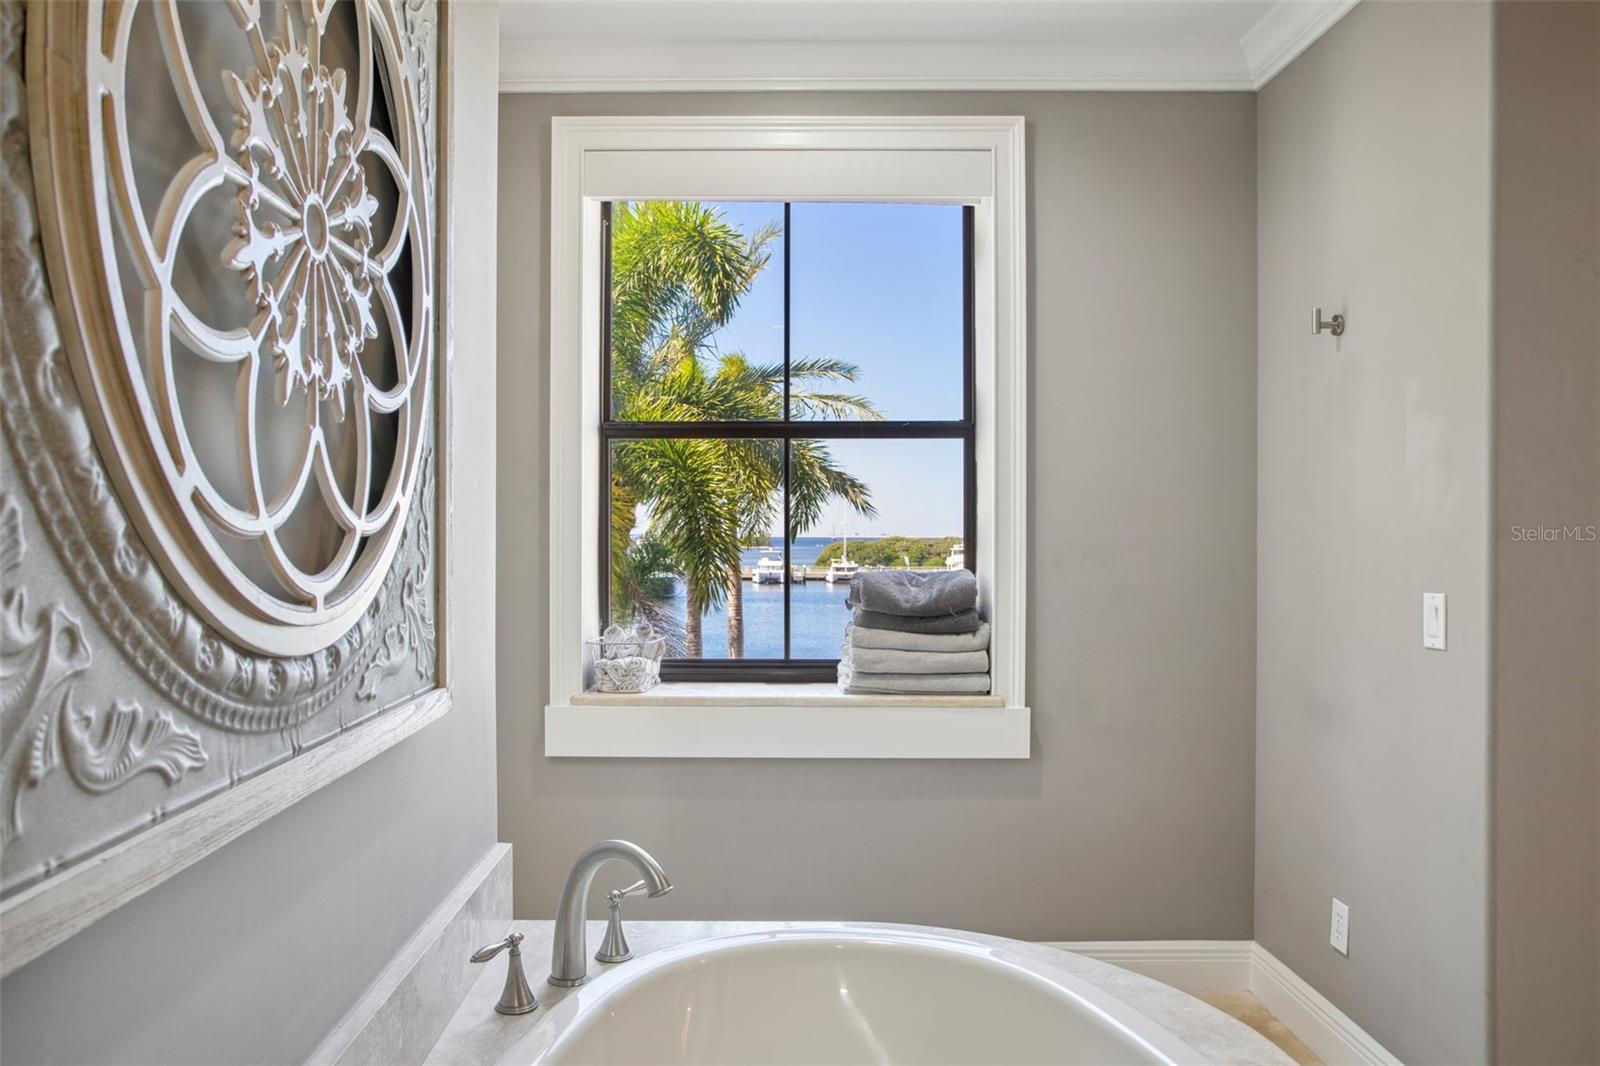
[1248,943,1403,1066]
[309,843,513,1066]
[1050,939,1402,1066]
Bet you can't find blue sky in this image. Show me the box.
[700,201,965,539]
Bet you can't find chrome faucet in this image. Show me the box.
[549,840,671,987]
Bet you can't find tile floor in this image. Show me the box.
[1196,992,1324,1066]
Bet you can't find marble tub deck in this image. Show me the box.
[424,921,1294,1065]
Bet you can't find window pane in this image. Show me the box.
[732,532,790,660]
[788,438,967,660]
[607,201,785,421]
[608,438,783,660]
[789,203,964,422]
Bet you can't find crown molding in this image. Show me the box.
[1242,0,1360,88]
[501,38,1254,93]
[499,2,1360,94]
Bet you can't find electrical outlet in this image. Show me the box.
[1330,898,1350,955]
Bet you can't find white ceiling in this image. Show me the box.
[499,0,1359,93]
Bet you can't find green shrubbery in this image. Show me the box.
[813,536,960,569]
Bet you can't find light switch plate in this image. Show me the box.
[1330,898,1350,955]
[1423,592,1447,650]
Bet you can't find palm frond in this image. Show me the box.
[610,201,766,382]
[789,355,867,383]
[786,391,882,421]
[787,439,876,539]
[619,437,742,611]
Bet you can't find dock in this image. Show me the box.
[738,564,951,583]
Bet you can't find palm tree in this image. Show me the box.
[607,202,878,657]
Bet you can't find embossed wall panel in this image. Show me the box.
[1,0,442,919]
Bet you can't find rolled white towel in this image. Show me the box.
[842,644,989,675]
[846,622,990,654]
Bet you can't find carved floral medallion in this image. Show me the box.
[223,29,384,408]
[0,0,439,907]
[27,0,435,657]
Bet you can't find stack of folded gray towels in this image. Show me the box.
[838,569,990,694]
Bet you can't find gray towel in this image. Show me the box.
[843,645,989,675]
[837,662,992,695]
[847,622,991,653]
[846,569,977,617]
[851,607,982,635]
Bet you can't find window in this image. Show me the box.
[600,201,976,682]
[547,116,1026,757]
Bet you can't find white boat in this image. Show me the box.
[825,515,861,584]
[825,559,859,584]
[753,553,785,584]
[945,541,965,570]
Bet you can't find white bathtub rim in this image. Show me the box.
[526,926,1193,1065]
[498,922,1294,1066]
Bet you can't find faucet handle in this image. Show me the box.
[470,931,538,1015]
[594,881,651,964]
[607,880,649,904]
[471,930,522,962]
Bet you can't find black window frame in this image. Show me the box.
[600,200,977,683]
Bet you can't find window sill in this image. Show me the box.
[571,682,1004,708]
[546,683,1029,759]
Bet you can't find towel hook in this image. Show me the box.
[1312,307,1345,337]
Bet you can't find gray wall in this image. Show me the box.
[1255,4,1494,1063]
[1491,3,1600,1061]
[497,91,1259,939]
[0,6,501,1064]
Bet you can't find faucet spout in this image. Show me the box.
[549,840,671,987]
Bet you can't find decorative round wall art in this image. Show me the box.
[27,0,436,657]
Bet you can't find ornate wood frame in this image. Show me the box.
[0,0,455,975]
[27,0,436,657]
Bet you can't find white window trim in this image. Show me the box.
[546,116,1028,758]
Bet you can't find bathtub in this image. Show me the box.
[486,925,1293,1066]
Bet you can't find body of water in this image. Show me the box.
[744,535,842,568]
[664,536,868,659]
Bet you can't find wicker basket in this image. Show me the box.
[587,623,667,693]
